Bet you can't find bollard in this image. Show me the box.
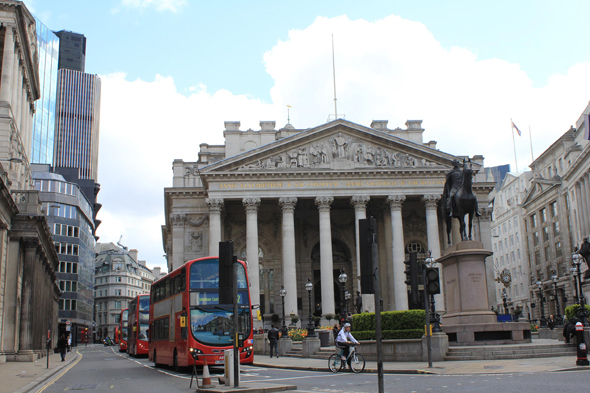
[575,322,589,366]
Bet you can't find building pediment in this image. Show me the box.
[199,119,471,175]
[521,177,561,207]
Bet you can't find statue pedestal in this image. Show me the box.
[439,241,531,346]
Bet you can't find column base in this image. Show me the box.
[14,350,37,362]
[301,337,320,358]
[361,294,375,312]
[421,332,449,362]
[279,338,292,356]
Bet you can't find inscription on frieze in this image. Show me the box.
[215,179,444,190]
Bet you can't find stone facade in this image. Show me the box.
[94,243,155,340]
[0,2,60,363]
[162,119,495,327]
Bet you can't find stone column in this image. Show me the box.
[584,174,590,236]
[388,195,408,310]
[206,198,224,255]
[262,268,271,324]
[18,238,38,357]
[315,196,335,315]
[423,194,445,311]
[14,66,22,130]
[351,196,372,311]
[170,214,186,271]
[279,197,298,316]
[0,26,14,103]
[576,182,587,240]
[11,50,19,111]
[243,198,261,313]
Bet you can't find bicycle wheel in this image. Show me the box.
[350,353,365,373]
[328,354,343,373]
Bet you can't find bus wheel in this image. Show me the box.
[173,350,180,372]
[153,351,159,368]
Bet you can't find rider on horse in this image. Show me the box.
[443,160,463,217]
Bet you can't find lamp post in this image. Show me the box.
[338,269,348,318]
[424,253,441,333]
[501,289,509,315]
[551,274,563,326]
[345,290,351,316]
[572,250,589,326]
[537,281,547,328]
[305,278,315,337]
[279,285,288,337]
[571,267,580,305]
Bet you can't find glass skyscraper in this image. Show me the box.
[32,18,59,165]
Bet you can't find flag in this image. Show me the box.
[512,121,522,136]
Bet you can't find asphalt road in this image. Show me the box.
[38,346,589,393]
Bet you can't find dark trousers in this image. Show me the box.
[269,339,278,357]
[60,349,66,361]
[337,343,351,366]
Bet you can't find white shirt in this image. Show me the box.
[336,328,358,344]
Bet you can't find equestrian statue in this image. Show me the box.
[577,238,590,279]
[441,158,481,245]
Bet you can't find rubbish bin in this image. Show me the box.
[318,330,330,347]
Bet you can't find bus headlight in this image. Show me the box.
[189,347,203,359]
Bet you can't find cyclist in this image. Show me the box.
[336,322,358,368]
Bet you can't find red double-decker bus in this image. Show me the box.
[149,257,253,370]
[128,295,150,356]
[118,308,129,352]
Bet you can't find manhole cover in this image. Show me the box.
[71,383,100,390]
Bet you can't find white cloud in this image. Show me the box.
[96,14,590,271]
[120,0,187,13]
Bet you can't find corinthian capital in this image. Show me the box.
[243,197,261,213]
[422,194,441,210]
[206,198,224,214]
[351,195,370,211]
[315,196,334,212]
[279,197,297,213]
[387,195,406,211]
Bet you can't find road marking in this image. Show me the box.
[36,350,82,393]
[246,374,345,383]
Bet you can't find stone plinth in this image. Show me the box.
[279,337,292,356]
[439,241,531,346]
[301,337,320,358]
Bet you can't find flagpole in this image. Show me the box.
[511,118,518,172]
[528,126,534,163]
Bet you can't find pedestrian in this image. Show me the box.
[267,324,280,358]
[563,317,578,343]
[547,315,556,330]
[333,323,340,341]
[67,336,71,352]
[58,334,68,362]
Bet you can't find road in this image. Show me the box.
[38,346,589,393]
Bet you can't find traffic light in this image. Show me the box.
[424,267,440,295]
[359,218,376,294]
[404,252,419,304]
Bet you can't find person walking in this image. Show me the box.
[267,324,280,358]
[58,334,68,362]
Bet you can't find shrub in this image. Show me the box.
[354,329,424,340]
[564,304,590,321]
[352,310,426,331]
[325,313,334,322]
[530,323,539,333]
[291,314,299,324]
[313,316,321,327]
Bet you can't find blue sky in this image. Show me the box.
[28,0,590,271]
[36,0,590,101]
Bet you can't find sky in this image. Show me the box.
[28,0,590,273]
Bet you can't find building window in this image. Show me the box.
[117,277,122,282]
[533,232,539,246]
[541,208,547,223]
[556,241,563,258]
[114,301,121,309]
[543,227,549,242]
[531,214,537,228]
[115,289,121,296]
[550,201,558,217]
[553,221,560,236]
[59,261,78,274]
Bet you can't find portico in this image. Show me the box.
[163,119,494,326]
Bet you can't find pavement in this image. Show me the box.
[0,347,80,393]
[1,342,589,393]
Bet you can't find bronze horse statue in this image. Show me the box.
[442,159,480,245]
[577,238,590,279]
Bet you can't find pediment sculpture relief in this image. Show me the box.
[237,134,437,171]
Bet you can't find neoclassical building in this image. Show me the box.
[162,119,495,325]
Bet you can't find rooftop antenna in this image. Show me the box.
[287,105,292,124]
[332,34,338,120]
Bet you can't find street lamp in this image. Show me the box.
[572,249,589,326]
[338,269,347,318]
[536,281,547,328]
[345,290,351,315]
[305,278,315,337]
[571,267,580,304]
[551,274,563,326]
[279,285,288,337]
[425,252,442,333]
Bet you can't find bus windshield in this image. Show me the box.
[190,308,251,346]
[138,323,149,341]
[189,258,247,289]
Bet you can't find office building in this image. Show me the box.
[31,18,59,165]
[54,30,86,72]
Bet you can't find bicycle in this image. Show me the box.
[328,344,365,373]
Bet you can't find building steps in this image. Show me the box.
[444,342,576,361]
